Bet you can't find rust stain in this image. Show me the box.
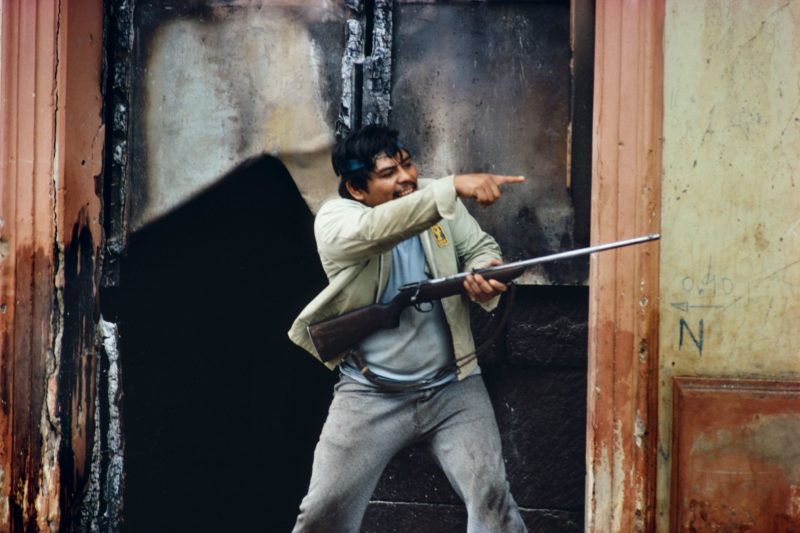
[1,0,104,530]
[1,3,60,526]
[673,378,800,532]
[683,443,797,531]
[587,0,664,529]
[753,222,769,252]
[8,246,54,530]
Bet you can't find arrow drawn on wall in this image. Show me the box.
[670,302,724,311]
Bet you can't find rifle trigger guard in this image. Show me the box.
[408,283,433,313]
[414,301,433,313]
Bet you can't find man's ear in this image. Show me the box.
[345,180,367,202]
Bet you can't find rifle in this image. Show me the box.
[307,233,660,361]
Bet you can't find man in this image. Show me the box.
[288,125,527,532]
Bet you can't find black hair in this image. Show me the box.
[331,124,405,199]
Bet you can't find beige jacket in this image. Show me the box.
[288,175,501,379]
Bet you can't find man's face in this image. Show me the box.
[348,149,418,207]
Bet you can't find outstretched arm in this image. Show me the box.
[316,174,525,267]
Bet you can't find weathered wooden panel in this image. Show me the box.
[0,0,106,529]
[586,0,663,531]
[0,1,60,528]
[672,377,800,532]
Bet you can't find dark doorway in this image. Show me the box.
[116,157,333,532]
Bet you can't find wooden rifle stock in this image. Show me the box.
[307,233,659,362]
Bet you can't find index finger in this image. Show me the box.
[491,175,526,185]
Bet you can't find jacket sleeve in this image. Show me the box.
[315,176,457,266]
[449,198,503,312]
[450,199,502,271]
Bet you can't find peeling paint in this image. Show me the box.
[102,320,124,527]
[638,339,648,363]
[79,318,123,531]
[36,241,66,533]
[634,411,646,449]
[362,0,392,125]
[0,472,5,526]
[611,421,624,533]
[337,18,364,136]
[591,445,611,531]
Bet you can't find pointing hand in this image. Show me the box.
[454,174,526,207]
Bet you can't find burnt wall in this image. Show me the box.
[116,157,333,532]
[362,286,588,532]
[128,1,346,229]
[107,1,592,531]
[113,155,588,533]
[390,0,584,284]
[57,226,98,531]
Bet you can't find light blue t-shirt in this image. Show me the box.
[340,235,459,388]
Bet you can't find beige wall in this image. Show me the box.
[660,0,800,528]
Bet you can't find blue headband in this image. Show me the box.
[342,159,367,173]
[342,141,405,175]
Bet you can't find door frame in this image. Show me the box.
[586,1,665,531]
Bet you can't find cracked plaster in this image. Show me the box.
[659,1,800,529]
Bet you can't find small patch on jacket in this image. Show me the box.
[430,224,449,248]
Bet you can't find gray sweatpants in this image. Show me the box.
[292,374,527,533]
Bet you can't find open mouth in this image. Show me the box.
[395,187,416,198]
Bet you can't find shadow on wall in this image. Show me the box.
[116,155,334,532]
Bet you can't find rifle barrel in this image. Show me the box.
[423,233,660,285]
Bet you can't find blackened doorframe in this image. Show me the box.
[569,0,595,250]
